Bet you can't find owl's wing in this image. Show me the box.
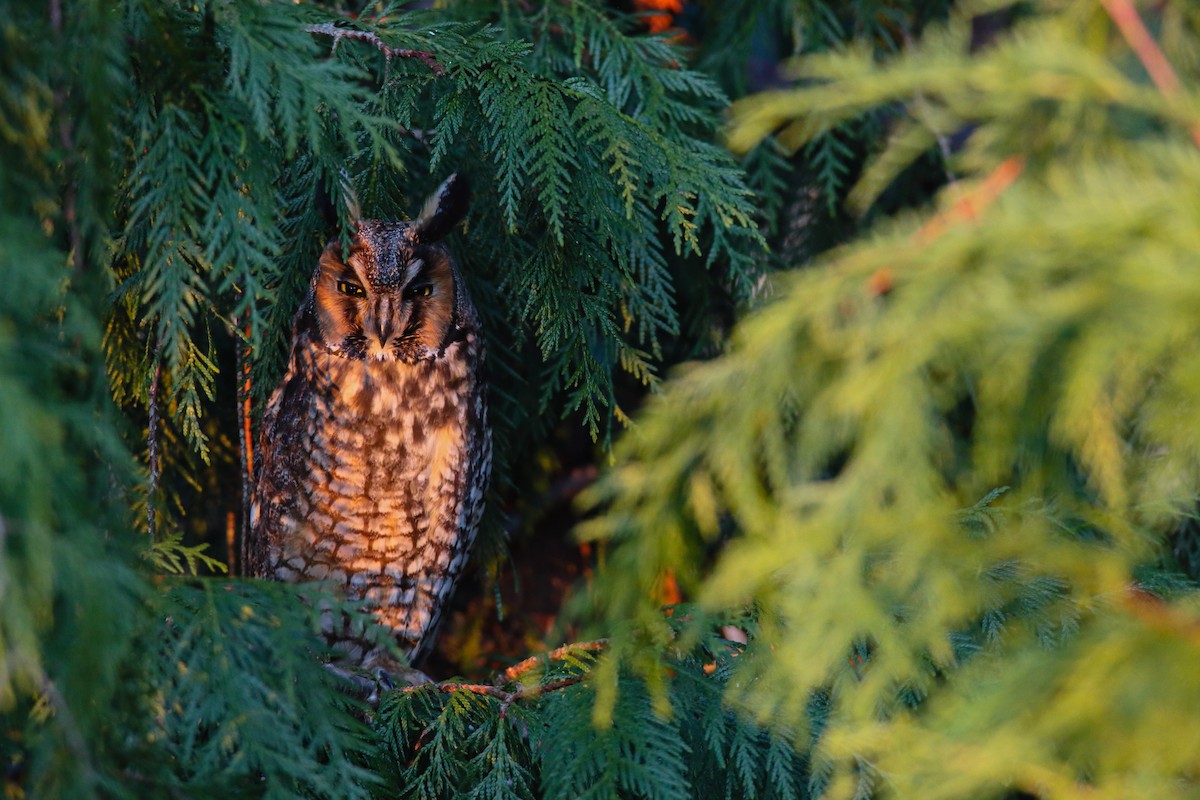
[246,370,312,577]
[400,383,492,662]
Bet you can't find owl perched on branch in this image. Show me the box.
[248,174,490,670]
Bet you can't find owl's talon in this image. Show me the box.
[324,663,378,701]
[379,663,434,689]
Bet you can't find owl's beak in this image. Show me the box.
[369,295,399,348]
[374,318,391,347]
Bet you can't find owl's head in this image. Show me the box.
[309,174,471,364]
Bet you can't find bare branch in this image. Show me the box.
[306,23,445,76]
[383,641,606,707]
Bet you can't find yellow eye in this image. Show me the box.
[410,284,433,298]
[337,280,366,298]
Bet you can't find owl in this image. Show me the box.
[247,174,490,671]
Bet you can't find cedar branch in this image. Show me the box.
[915,155,1024,243]
[392,640,607,706]
[499,639,608,683]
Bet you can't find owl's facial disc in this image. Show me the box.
[311,182,466,362]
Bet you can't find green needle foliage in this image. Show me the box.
[106,0,766,471]
[582,1,1200,798]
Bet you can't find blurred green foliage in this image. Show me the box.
[582,1,1200,798]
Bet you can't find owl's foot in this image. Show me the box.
[324,663,379,703]
[324,660,434,707]
[365,664,435,705]
[376,663,434,689]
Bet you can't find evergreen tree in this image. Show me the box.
[8,0,1197,798]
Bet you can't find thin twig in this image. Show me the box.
[390,640,606,707]
[864,156,1024,297]
[915,155,1024,243]
[1099,0,1200,150]
[306,23,445,76]
[236,321,253,575]
[903,30,957,187]
[1100,0,1180,94]
[147,339,163,540]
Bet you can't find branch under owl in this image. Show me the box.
[328,640,609,708]
[420,675,586,708]
[306,23,445,76]
[403,639,609,706]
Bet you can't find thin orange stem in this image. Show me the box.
[1099,0,1200,150]
[1100,0,1179,94]
[916,156,1025,243]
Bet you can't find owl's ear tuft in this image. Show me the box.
[413,173,470,244]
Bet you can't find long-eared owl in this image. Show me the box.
[247,174,490,668]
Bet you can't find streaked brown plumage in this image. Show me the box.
[247,174,490,669]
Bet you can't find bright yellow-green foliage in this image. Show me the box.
[583,2,1200,798]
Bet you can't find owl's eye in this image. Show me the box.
[408,283,433,298]
[337,279,366,298]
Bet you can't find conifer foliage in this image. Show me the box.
[584,1,1200,798]
[8,0,1200,798]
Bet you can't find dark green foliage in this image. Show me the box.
[354,4,766,441]
[540,678,690,800]
[94,0,778,569]
[670,655,809,800]
[374,645,805,800]
[109,0,767,469]
[121,581,383,799]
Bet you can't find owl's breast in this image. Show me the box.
[266,340,486,590]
